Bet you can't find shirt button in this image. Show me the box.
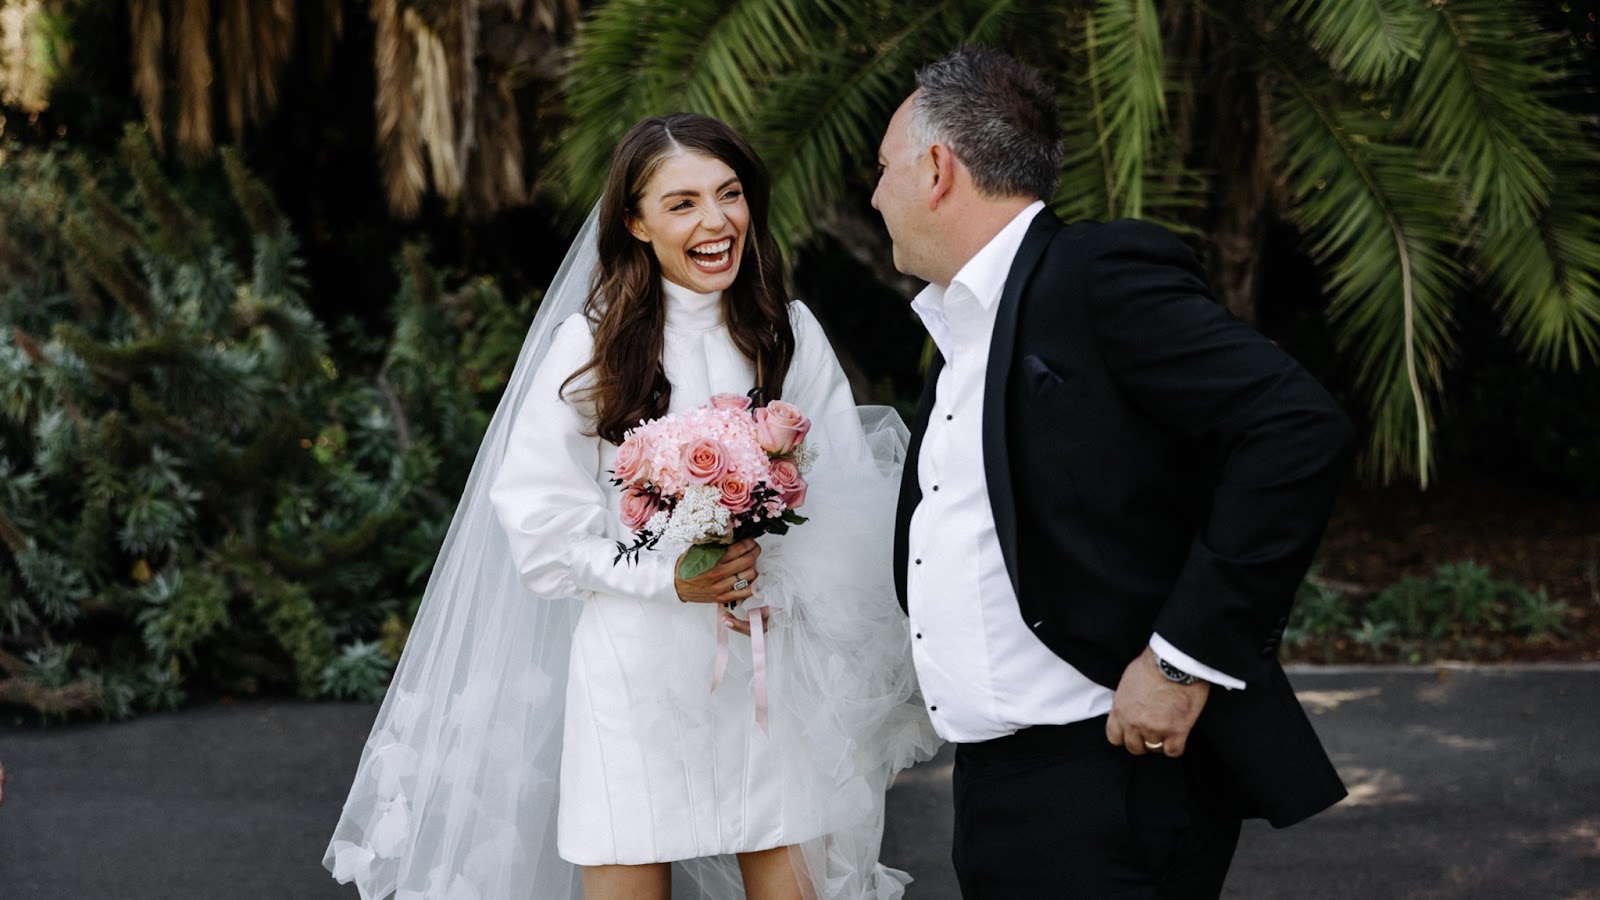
[930,705,938,712]
[915,633,922,639]
[931,485,940,492]
[945,414,953,421]
[914,559,922,565]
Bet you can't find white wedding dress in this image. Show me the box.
[490,281,883,865]
[325,216,938,899]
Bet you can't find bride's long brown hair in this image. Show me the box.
[564,113,795,444]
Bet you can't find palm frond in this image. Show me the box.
[217,0,295,143]
[1270,55,1464,486]
[372,0,426,217]
[1474,149,1600,368]
[1281,0,1422,85]
[1402,0,1562,232]
[557,0,850,216]
[174,0,214,158]
[754,2,1009,256]
[1055,2,1201,230]
[409,10,463,202]
[127,0,164,149]
[1077,0,1167,219]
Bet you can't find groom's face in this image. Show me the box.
[872,94,933,283]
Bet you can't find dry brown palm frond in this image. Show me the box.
[465,73,526,217]
[253,0,296,114]
[365,0,575,217]
[218,0,252,140]
[127,0,164,146]
[218,0,295,142]
[0,0,51,114]
[311,0,344,73]
[373,0,426,217]
[174,0,214,157]
[454,0,479,181]
[407,8,460,202]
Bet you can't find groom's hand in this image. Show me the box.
[1106,646,1210,758]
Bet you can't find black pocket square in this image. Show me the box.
[1022,354,1065,396]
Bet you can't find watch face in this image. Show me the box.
[1158,658,1197,684]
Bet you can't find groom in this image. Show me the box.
[878,47,1354,898]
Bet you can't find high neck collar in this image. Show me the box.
[662,278,725,333]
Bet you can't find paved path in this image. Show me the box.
[2,666,1597,898]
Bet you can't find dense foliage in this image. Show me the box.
[0,130,530,717]
[559,0,1600,486]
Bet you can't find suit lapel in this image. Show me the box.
[982,211,1059,596]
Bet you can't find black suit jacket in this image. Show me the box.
[893,212,1354,828]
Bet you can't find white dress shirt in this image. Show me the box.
[905,202,1240,744]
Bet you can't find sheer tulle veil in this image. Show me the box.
[324,205,938,899]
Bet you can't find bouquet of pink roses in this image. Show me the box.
[611,392,815,579]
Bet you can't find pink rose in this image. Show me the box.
[613,438,648,484]
[708,393,752,411]
[683,437,728,484]
[718,474,755,512]
[754,401,810,455]
[620,486,660,531]
[768,457,808,510]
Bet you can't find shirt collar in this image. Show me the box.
[910,200,1045,350]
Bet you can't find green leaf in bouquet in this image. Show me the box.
[677,543,727,581]
[780,510,808,525]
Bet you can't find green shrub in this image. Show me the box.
[1283,560,1574,663]
[0,129,531,718]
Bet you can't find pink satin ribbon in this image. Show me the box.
[710,603,770,736]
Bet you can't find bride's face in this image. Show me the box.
[627,151,750,295]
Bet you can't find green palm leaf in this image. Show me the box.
[1271,55,1463,486]
[557,0,1599,487]
[1475,151,1600,368]
[753,1,1019,254]
[1402,0,1561,232]
[557,0,854,216]
[1281,0,1423,84]
[1076,0,1167,219]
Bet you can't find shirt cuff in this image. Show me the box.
[1149,634,1246,691]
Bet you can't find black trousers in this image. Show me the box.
[951,716,1242,899]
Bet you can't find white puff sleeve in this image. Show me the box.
[489,313,680,604]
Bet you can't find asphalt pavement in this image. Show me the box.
[2,665,1597,899]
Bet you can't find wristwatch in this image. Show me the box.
[1155,654,1198,686]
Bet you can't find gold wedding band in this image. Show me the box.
[1143,740,1165,751]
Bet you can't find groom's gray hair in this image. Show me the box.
[911,46,1062,202]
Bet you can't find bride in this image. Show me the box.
[325,112,939,899]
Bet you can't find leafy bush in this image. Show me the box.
[0,128,531,719]
[1284,561,1573,664]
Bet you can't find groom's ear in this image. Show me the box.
[927,142,957,208]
